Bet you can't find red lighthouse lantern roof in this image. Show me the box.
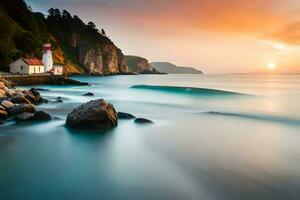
[43,43,52,51]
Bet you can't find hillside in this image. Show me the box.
[150,62,203,74]
[125,55,163,74]
[0,0,128,74]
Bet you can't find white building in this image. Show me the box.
[42,43,53,72]
[10,58,45,74]
[51,65,63,75]
[9,42,64,75]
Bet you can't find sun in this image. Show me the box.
[267,62,277,70]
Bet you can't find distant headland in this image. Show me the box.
[150,62,203,74]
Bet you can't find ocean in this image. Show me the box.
[1,74,300,200]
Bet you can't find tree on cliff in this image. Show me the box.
[101,29,106,36]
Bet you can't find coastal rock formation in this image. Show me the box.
[8,103,36,116]
[15,113,35,121]
[66,99,118,130]
[150,62,203,74]
[134,118,153,124]
[83,92,94,96]
[125,55,163,74]
[1,100,15,109]
[79,45,128,75]
[117,112,136,119]
[0,82,52,123]
[32,111,52,121]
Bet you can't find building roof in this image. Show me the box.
[22,58,43,66]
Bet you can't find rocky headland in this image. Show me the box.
[125,55,165,74]
[150,62,203,74]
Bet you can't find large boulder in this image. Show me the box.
[66,99,118,130]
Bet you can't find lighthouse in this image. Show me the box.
[42,42,53,72]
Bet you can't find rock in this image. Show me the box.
[15,113,34,121]
[117,112,136,119]
[56,99,63,103]
[0,119,4,125]
[41,98,49,104]
[29,88,40,97]
[134,118,153,124]
[66,99,118,130]
[0,110,8,119]
[10,96,31,104]
[29,88,43,103]
[23,91,37,104]
[1,100,15,109]
[8,103,36,116]
[0,105,5,110]
[5,89,15,98]
[83,92,94,96]
[0,89,5,98]
[0,82,4,89]
[33,111,52,121]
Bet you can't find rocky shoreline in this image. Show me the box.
[0,79,154,129]
[0,82,52,124]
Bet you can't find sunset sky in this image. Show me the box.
[27,0,300,73]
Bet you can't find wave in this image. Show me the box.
[131,85,249,96]
[202,111,300,125]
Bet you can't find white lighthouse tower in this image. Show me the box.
[42,42,53,72]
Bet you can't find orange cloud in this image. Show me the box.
[267,22,300,45]
[90,0,289,35]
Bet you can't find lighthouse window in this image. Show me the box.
[21,65,23,70]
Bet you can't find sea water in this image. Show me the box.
[0,74,300,200]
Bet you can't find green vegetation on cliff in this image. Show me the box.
[0,0,127,74]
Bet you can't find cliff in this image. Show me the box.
[79,44,127,75]
[150,62,203,74]
[0,1,128,75]
[125,56,163,74]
